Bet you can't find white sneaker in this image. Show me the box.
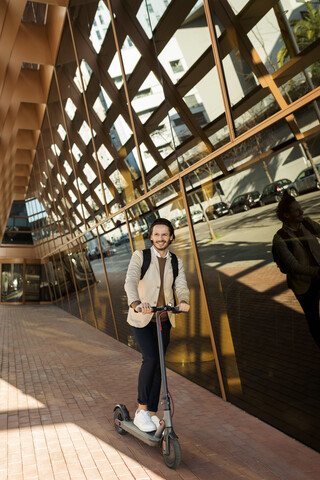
[133,410,156,432]
[151,415,160,428]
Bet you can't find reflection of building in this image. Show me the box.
[90,0,211,171]
[1,0,320,455]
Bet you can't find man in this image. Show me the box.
[124,218,190,432]
[272,194,320,347]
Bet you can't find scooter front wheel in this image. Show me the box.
[162,437,181,469]
[114,407,127,435]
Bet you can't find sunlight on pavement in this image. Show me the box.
[0,379,46,412]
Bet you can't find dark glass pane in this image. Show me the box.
[69,246,97,328]
[61,254,76,294]
[10,202,28,216]
[94,215,132,342]
[54,258,67,297]
[87,228,118,338]
[25,264,41,302]
[40,264,52,301]
[1,264,23,302]
[63,254,81,319]
[45,262,58,301]
[185,119,320,451]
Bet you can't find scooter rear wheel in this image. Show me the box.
[114,407,127,435]
[162,437,181,470]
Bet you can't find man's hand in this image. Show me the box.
[136,302,152,314]
[177,302,190,312]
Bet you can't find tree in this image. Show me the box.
[277,2,320,82]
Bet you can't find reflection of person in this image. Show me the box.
[124,218,190,432]
[272,194,320,347]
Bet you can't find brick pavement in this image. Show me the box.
[0,305,320,480]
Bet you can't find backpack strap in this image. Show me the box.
[302,217,317,236]
[277,228,295,253]
[170,252,178,289]
[140,248,151,280]
[277,219,317,252]
[273,220,318,274]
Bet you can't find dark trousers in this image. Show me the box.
[131,320,171,413]
[295,280,320,348]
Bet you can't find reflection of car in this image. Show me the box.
[88,248,100,260]
[104,248,117,257]
[173,216,188,228]
[259,179,292,205]
[114,234,129,246]
[191,211,204,223]
[88,247,117,260]
[288,164,320,195]
[205,202,230,219]
[229,191,260,214]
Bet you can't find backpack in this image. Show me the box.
[272,218,317,274]
[140,248,179,290]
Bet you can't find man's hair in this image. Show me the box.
[148,218,175,241]
[276,192,297,222]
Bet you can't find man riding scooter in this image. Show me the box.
[124,218,190,432]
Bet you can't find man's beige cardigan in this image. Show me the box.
[124,248,190,328]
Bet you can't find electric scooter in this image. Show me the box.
[114,303,182,470]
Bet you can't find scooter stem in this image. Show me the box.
[156,311,171,417]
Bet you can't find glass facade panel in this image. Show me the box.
[1,264,23,303]
[187,124,320,449]
[9,0,320,454]
[102,214,132,344]
[45,262,58,301]
[68,244,97,328]
[25,264,41,302]
[70,249,88,290]
[87,229,118,338]
[52,257,67,299]
[40,264,52,302]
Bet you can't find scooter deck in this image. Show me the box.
[117,419,161,447]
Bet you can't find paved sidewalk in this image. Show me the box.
[0,305,320,480]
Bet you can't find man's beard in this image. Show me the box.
[152,240,171,250]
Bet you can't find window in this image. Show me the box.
[184,94,198,109]
[136,88,152,98]
[169,59,184,74]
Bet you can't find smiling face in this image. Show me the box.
[149,224,173,256]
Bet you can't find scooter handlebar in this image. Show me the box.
[137,303,181,314]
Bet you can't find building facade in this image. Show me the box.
[1,0,320,453]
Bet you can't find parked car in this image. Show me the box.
[173,215,188,228]
[191,210,204,223]
[289,164,320,195]
[114,234,129,246]
[104,247,117,257]
[229,191,260,214]
[259,178,292,205]
[88,246,117,260]
[205,202,230,219]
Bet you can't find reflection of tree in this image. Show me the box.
[274,1,320,186]
[229,2,319,185]
[277,2,320,83]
